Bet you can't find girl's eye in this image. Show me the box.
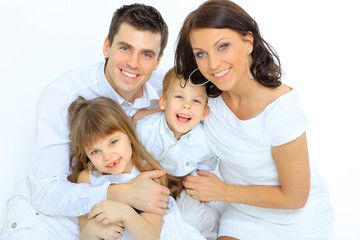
[91,150,100,155]
[110,140,117,146]
[219,43,229,50]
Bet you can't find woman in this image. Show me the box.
[175,0,334,239]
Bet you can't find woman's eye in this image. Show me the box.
[195,52,206,58]
[91,150,100,155]
[219,43,228,50]
[110,140,117,146]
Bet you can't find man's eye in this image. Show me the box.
[219,43,229,50]
[121,46,129,51]
[143,53,151,58]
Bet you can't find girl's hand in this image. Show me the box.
[183,170,227,202]
[81,218,124,240]
[88,200,132,225]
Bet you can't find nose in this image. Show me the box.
[103,150,113,162]
[127,53,140,69]
[208,54,220,70]
[182,101,191,110]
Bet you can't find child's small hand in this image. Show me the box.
[82,218,124,240]
[88,200,132,225]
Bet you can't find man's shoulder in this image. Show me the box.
[147,67,165,95]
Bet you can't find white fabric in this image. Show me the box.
[135,112,218,176]
[204,90,334,240]
[135,112,220,239]
[0,61,163,240]
[89,167,206,240]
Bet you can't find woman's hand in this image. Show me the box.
[183,170,227,202]
[81,218,124,240]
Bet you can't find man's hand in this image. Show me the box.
[131,108,161,126]
[108,169,170,214]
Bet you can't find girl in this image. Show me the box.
[175,0,334,239]
[67,96,205,240]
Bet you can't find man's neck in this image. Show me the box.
[119,86,144,104]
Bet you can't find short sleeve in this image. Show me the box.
[269,91,308,147]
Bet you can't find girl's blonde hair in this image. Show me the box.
[67,96,183,198]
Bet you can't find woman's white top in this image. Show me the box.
[204,90,334,239]
[89,167,205,240]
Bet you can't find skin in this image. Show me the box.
[103,22,162,103]
[78,132,163,240]
[159,78,209,140]
[103,22,170,214]
[183,28,310,232]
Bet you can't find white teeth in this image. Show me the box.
[122,70,137,78]
[108,159,120,167]
[177,114,191,119]
[214,68,230,77]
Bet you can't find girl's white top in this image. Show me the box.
[204,90,334,239]
[89,166,205,240]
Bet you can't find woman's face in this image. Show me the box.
[189,28,253,92]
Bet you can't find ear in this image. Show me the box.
[103,37,110,58]
[244,32,254,54]
[159,94,166,110]
[153,54,163,71]
[201,105,210,120]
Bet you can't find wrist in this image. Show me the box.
[107,183,130,205]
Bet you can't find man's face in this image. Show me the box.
[103,22,162,103]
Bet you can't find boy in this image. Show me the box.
[135,67,219,240]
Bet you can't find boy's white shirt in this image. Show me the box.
[135,112,218,177]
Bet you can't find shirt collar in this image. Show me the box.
[159,112,194,142]
[98,61,159,108]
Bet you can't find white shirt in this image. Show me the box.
[204,90,334,239]
[27,61,163,216]
[135,112,218,177]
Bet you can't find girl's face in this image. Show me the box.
[189,28,253,92]
[85,131,133,175]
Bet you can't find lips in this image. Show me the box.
[120,68,140,79]
[176,113,191,122]
[106,158,120,169]
[213,67,231,78]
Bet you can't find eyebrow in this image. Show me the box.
[192,38,227,51]
[117,41,156,56]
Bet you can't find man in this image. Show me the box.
[1,4,170,239]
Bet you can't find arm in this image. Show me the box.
[89,200,162,240]
[77,170,124,240]
[130,107,161,126]
[184,133,310,209]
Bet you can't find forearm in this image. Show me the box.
[124,213,161,240]
[29,175,110,216]
[224,184,308,209]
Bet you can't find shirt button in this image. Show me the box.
[11,222,17,228]
[186,162,189,166]
[36,212,39,215]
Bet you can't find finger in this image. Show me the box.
[160,187,171,198]
[183,180,196,190]
[184,175,199,184]
[196,170,212,177]
[140,169,167,180]
[113,231,123,239]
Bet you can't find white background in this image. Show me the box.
[0,0,359,239]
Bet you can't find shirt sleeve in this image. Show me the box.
[269,91,308,147]
[27,86,109,217]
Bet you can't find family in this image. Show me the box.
[1,1,334,240]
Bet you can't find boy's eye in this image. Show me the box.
[193,99,201,103]
[175,95,183,99]
[91,150,100,155]
[110,140,117,146]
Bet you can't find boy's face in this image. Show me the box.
[159,78,209,140]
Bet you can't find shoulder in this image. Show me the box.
[137,112,163,129]
[147,68,165,95]
[77,169,90,184]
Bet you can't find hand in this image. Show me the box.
[88,200,131,225]
[109,169,170,214]
[183,170,227,202]
[81,218,124,240]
